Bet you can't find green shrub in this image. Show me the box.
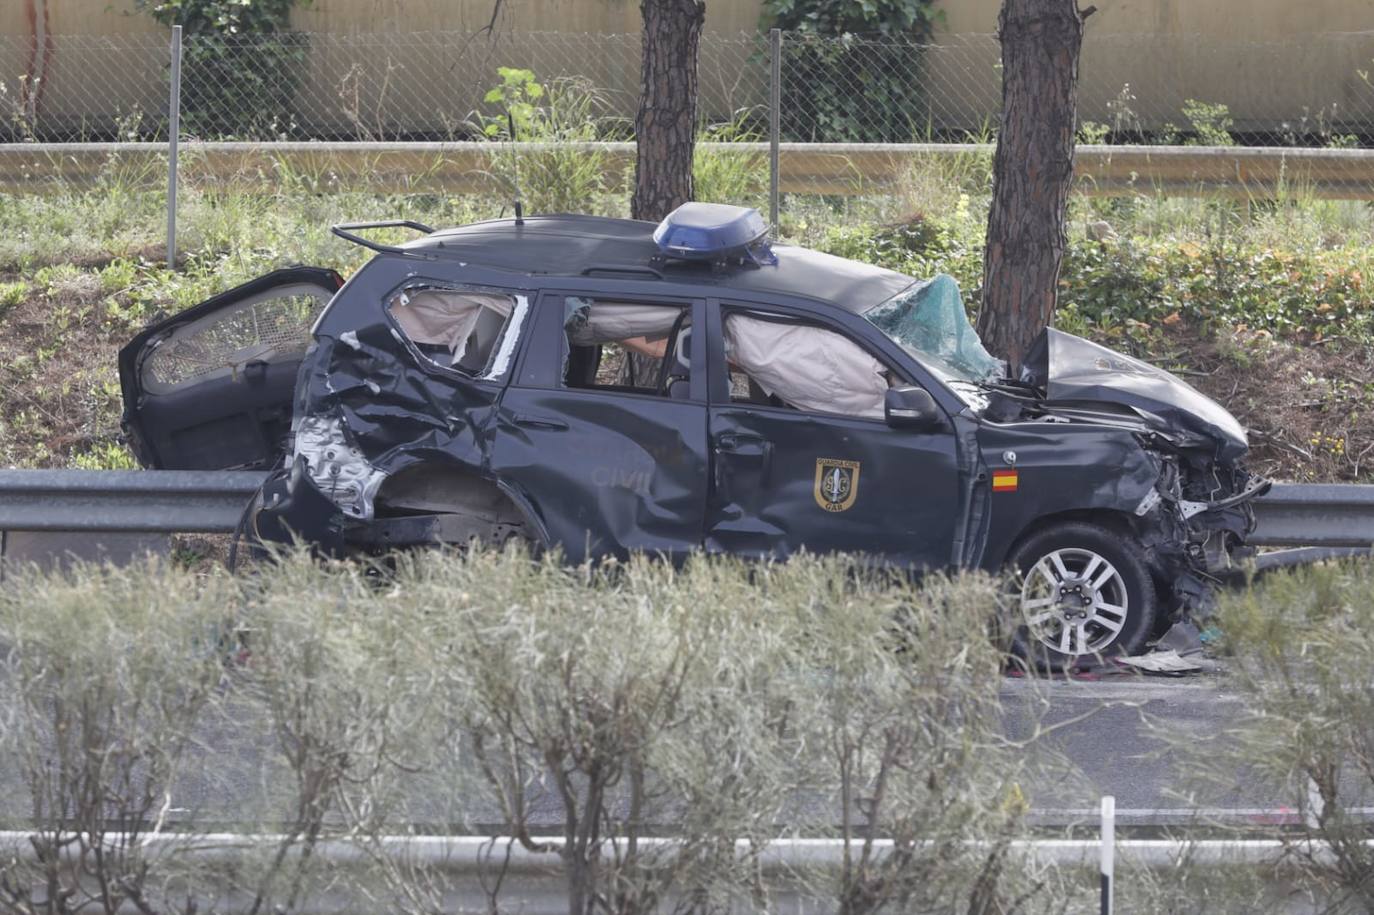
[694,110,769,211]
[812,210,1374,346]
[471,68,622,215]
[1181,99,1235,147]
[135,0,308,139]
[70,440,139,469]
[0,560,241,914]
[0,548,1059,913]
[1175,562,1374,911]
[0,280,25,312]
[762,0,940,143]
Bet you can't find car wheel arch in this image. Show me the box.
[371,462,551,549]
[997,508,1140,571]
[491,476,553,548]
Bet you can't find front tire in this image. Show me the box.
[1008,521,1157,670]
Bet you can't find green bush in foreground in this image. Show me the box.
[7,548,1359,912]
[1178,562,1374,913]
[0,560,239,914]
[0,548,1077,914]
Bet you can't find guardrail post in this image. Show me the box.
[769,28,781,231]
[167,24,183,268]
[1100,795,1115,915]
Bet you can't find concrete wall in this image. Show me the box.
[6,0,1374,139]
[0,0,766,38]
[15,0,1372,42]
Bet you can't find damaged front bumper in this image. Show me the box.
[1133,453,1272,611]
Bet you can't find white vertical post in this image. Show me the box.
[167,24,183,268]
[1100,795,1115,915]
[768,27,781,232]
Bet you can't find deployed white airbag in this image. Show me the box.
[565,300,682,346]
[388,289,513,362]
[726,315,889,419]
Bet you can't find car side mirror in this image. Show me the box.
[885,386,943,431]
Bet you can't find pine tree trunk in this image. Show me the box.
[631,0,704,222]
[977,0,1092,371]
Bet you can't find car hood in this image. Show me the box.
[1021,328,1249,460]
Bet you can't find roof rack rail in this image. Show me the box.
[330,221,436,255]
[579,263,664,279]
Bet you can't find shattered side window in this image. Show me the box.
[862,274,1004,383]
[723,312,893,420]
[562,298,689,395]
[386,284,521,377]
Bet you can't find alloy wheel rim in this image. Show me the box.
[1019,547,1129,656]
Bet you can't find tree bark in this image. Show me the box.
[977,0,1092,371]
[631,0,704,222]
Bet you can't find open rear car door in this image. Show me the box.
[118,266,344,470]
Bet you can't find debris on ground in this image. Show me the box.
[1154,618,1206,655]
[1114,649,1205,675]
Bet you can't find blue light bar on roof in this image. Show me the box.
[652,202,776,267]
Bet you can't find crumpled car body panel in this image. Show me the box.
[973,422,1162,570]
[1022,327,1249,460]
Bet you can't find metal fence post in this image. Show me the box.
[1100,795,1115,915]
[769,27,781,231]
[167,24,183,268]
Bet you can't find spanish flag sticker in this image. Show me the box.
[992,469,1019,493]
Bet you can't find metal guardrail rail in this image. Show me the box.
[1248,483,1374,547]
[4,142,1374,198]
[0,471,1371,547]
[0,469,267,534]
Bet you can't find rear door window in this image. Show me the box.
[141,283,328,395]
[387,284,526,378]
[561,297,692,397]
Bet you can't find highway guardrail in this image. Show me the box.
[4,141,1374,198]
[0,469,267,534]
[0,471,1369,546]
[0,830,1348,913]
[1248,483,1374,548]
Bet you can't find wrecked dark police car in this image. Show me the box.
[119,203,1268,664]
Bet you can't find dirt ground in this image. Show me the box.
[1152,325,1374,483]
[0,265,134,469]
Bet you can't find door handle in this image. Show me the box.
[713,433,773,488]
[716,432,771,456]
[512,412,569,431]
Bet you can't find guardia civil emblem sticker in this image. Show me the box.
[814,458,860,512]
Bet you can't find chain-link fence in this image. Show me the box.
[9,29,1374,144]
[5,27,1374,202]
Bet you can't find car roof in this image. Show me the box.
[400,214,914,313]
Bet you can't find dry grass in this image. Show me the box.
[1151,323,1374,482]
[0,266,136,468]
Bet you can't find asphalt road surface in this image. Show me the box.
[1003,673,1268,826]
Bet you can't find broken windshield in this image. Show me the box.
[862,274,1004,390]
